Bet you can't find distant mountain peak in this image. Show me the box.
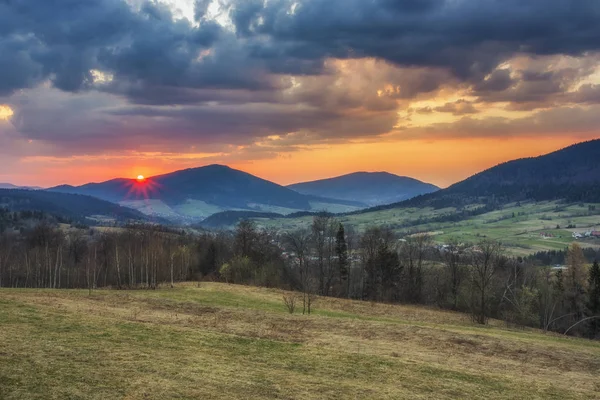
[288,171,439,207]
[47,164,364,221]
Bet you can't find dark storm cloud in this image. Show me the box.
[0,0,134,94]
[3,0,600,99]
[235,0,600,80]
[2,0,600,158]
[468,59,600,110]
[0,0,258,98]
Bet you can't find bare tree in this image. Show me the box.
[442,239,465,310]
[311,214,330,295]
[468,240,502,325]
[0,232,14,288]
[235,220,257,258]
[401,234,432,303]
[284,229,312,314]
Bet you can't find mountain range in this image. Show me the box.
[362,138,600,213]
[288,172,439,207]
[48,165,371,222]
[4,139,598,225]
[201,139,600,228]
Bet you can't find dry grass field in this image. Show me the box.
[1,283,599,399]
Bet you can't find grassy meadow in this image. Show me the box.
[258,201,600,255]
[1,282,599,399]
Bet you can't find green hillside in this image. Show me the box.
[258,201,600,255]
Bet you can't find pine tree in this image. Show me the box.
[200,241,217,277]
[335,223,349,284]
[554,268,564,294]
[588,260,600,337]
[590,260,600,312]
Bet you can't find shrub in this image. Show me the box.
[283,294,297,314]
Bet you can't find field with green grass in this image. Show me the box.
[258,201,600,255]
[1,283,599,399]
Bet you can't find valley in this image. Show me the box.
[256,201,600,255]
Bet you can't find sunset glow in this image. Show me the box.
[0,0,598,188]
[3,2,600,396]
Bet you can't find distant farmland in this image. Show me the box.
[258,201,600,255]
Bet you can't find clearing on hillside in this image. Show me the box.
[1,283,599,399]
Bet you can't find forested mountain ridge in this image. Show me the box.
[358,139,600,213]
[446,138,600,201]
[0,189,149,224]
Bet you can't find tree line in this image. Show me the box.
[0,213,599,339]
[0,220,196,290]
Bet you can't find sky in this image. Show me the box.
[1,0,599,188]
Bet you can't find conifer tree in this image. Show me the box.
[335,223,349,284]
[588,260,600,337]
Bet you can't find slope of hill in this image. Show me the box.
[199,210,284,229]
[49,165,364,221]
[355,139,600,214]
[0,189,149,224]
[1,283,598,399]
[445,138,600,202]
[288,172,439,206]
[260,200,600,255]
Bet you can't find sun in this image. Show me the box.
[0,104,14,121]
[137,175,145,182]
